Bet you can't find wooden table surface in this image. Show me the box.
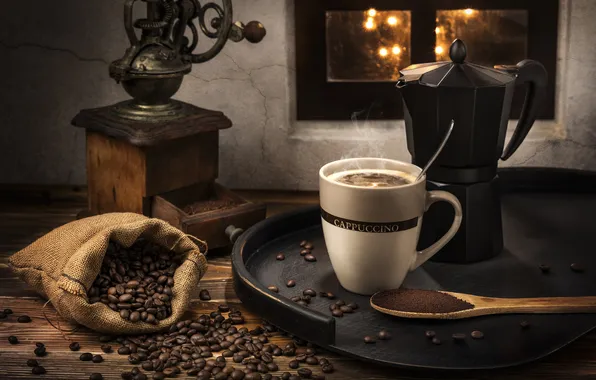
[0,186,594,380]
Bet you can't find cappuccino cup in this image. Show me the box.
[319,158,462,295]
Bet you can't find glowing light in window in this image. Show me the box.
[435,46,444,55]
[387,16,398,26]
[364,17,375,30]
[379,48,389,57]
[367,8,377,17]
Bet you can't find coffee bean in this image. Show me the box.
[4,308,13,314]
[120,309,130,319]
[118,346,131,355]
[304,243,313,250]
[0,312,6,319]
[232,369,246,380]
[347,302,358,310]
[378,330,391,340]
[199,289,211,301]
[17,315,31,323]
[276,253,286,261]
[34,347,46,357]
[300,249,309,256]
[432,337,442,345]
[303,289,316,297]
[153,373,165,380]
[335,300,345,307]
[99,336,112,343]
[471,330,484,339]
[312,375,325,380]
[296,300,308,307]
[219,304,230,312]
[321,364,334,373]
[297,368,312,378]
[8,336,18,344]
[27,359,39,367]
[92,354,103,363]
[267,363,278,371]
[101,344,112,353]
[304,254,317,262]
[35,342,45,348]
[130,311,141,322]
[137,374,148,380]
[286,280,296,288]
[570,263,584,273]
[452,333,466,341]
[119,294,133,303]
[520,320,530,329]
[305,356,319,365]
[538,264,550,273]
[69,341,80,351]
[425,330,436,339]
[267,285,279,293]
[246,373,263,380]
[32,366,46,375]
[325,292,335,300]
[121,372,134,380]
[289,359,299,369]
[299,240,307,247]
[90,373,103,380]
[80,353,94,361]
[363,336,376,344]
[331,310,343,318]
[339,306,353,313]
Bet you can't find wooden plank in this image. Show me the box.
[2,186,596,379]
[86,131,146,214]
[0,299,595,379]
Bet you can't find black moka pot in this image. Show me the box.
[396,39,548,263]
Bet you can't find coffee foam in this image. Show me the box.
[327,169,417,188]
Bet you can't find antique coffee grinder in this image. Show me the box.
[396,39,547,263]
[72,0,267,249]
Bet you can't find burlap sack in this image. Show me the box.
[8,212,208,334]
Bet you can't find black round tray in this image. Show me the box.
[231,168,596,370]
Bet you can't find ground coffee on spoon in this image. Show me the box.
[371,289,474,314]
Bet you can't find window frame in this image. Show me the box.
[295,0,558,121]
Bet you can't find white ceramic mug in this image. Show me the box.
[319,158,463,295]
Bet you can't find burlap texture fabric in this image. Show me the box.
[8,212,208,334]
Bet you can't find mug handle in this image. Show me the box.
[409,191,463,271]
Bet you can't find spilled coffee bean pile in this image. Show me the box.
[88,240,182,324]
[271,239,362,320]
[299,240,316,262]
[3,302,335,379]
[423,328,493,345]
[103,306,333,380]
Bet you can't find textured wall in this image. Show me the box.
[1,0,595,189]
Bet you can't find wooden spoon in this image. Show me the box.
[370,290,596,320]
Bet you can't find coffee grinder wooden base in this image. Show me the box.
[72,100,266,249]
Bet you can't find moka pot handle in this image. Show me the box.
[496,60,548,160]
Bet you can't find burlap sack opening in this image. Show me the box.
[8,212,208,334]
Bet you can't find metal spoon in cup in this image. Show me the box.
[416,119,455,182]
